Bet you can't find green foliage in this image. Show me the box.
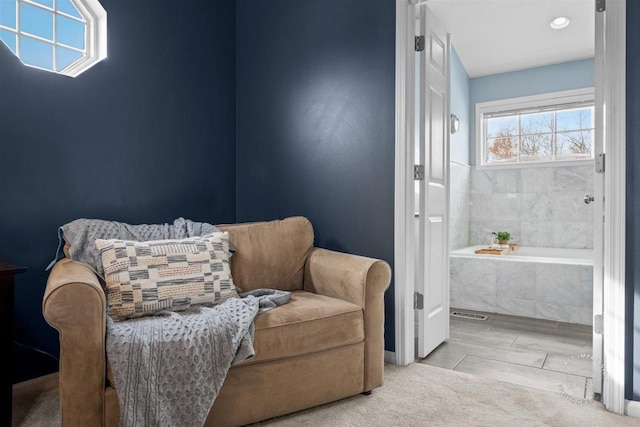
[496,231,511,242]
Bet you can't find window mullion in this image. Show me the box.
[15,0,20,57]
[52,0,56,71]
[552,110,557,160]
[22,0,54,12]
[483,117,487,164]
[517,114,521,163]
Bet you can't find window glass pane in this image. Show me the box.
[57,0,82,19]
[556,107,593,132]
[486,116,517,139]
[20,3,53,40]
[31,0,54,8]
[19,35,53,70]
[519,134,552,162]
[56,14,83,49]
[0,0,16,28]
[0,29,16,53]
[520,111,553,135]
[56,45,81,70]
[556,131,593,159]
[481,99,595,165]
[486,136,517,163]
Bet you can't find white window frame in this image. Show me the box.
[65,0,106,77]
[0,0,106,77]
[475,88,596,169]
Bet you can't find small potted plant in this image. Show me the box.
[496,231,511,245]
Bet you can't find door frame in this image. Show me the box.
[393,0,416,367]
[392,0,627,415]
[600,0,626,415]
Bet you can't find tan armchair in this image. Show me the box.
[43,216,391,427]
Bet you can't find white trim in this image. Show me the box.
[625,400,640,418]
[475,159,594,171]
[393,0,416,366]
[475,88,596,167]
[450,160,471,169]
[475,88,595,112]
[592,2,606,397]
[602,0,626,415]
[63,0,106,77]
[384,350,397,365]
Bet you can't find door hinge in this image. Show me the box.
[596,0,605,12]
[414,292,424,310]
[415,35,425,52]
[594,314,604,335]
[414,164,425,181]
[596,153,605,174]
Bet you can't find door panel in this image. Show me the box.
[427,216,445,316]
[430,88,445,181]
[416,4,450,358]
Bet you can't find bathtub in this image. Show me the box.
[450,245,594,325]
[451,245,593,266]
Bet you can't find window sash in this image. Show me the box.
[483,100,594,119]
[482,101,595,165]
[0,0,86,73]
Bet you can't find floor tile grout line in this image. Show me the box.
[458,353,547,370]
[460,310,592,332]
[541,352,549,369]
[452,354,467,371]
[509,333,519,347]
[460,354,595,383]
[540,365,594,378]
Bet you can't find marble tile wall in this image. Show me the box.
[450,162,471,250]
[450,257,593,325]
[468,164,594,249]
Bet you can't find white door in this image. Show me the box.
[415,4,450,358]
[591,3,605,398]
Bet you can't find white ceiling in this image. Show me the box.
[427,0,595,78]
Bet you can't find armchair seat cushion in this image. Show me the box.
[238,291,364,365]
[107,291,364,386]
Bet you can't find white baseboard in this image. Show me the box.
[625,400,640,418]
[384,350,398,365]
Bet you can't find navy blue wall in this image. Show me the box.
[235,0,397,351]
[627,0,640,401]
[0,0,237,382]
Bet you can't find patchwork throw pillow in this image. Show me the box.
[96,232,238,321]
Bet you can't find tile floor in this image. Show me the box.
[418,308,595,401]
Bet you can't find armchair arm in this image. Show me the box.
[43,259,107,427]
[303,248,391,391]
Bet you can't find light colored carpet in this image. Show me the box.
[14,363,640,427]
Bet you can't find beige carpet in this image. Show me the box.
[14,363,639,427]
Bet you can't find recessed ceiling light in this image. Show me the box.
[550,16,570,29]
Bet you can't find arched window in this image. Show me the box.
[0,0,106,77]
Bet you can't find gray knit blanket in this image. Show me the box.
[107,289,290,427]
[47,217,284,427]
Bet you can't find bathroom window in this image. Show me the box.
[476,88,595,166]
[0,0,106,77]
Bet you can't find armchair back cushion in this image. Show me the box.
[217,216,314,292]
